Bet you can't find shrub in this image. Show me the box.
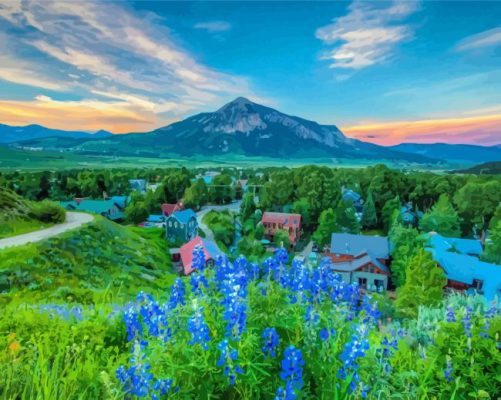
[28,200,66,223]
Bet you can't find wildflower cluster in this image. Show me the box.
[276,345,305,400]
[262,327,280,358]
[217,339,244,385]
[338,324,370,394]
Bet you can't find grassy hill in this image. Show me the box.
[452,161,501,175]
[0,217,176,304]
[0,188,65,238]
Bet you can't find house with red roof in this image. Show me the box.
[179,236,222,275]
[261,212,301,247]
[161,202,184,217]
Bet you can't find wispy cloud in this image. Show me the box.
[316,0,419,69]
[342,113,501,146]
[194,20,231,33]
[0,1,260,132]
[456,27,501,51]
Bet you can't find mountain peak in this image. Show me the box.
[217,96,255,112]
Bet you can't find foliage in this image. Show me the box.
[382,195,400,233]
[209,174,235,204]
[389,224,422,287]
[313,208,339,247]
[183,178,209,210]
[28,200,66,223]
[125,200,149,225]
[240,193,256,222]
[361,190,377,229]
[395,249,447,319]
[334,200,361,234]
[203,210,236,247]
[419,194,461,237]
[292,198,312,230]
[482,207,501,264]
[273,229,291,249]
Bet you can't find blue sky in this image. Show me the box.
[0,1,500,145]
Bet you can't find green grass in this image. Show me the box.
[0,145,465,171]
[0,216,177,305]
[0,218,53,239]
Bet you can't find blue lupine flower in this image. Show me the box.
[190,272,209,295]
[275,247,288,264]
[338,325,370,393]
[444,357,453,382]
[262,327,280,357]
[217,339,244,385]
[462,306,473,338]
[168,278,186,310]
[192,245,206,272]
[276,345,305,400]
[123,303,142,341]
[187,305,211,350]
[319,328,330,341]
[481,301,498,338]
[446,305,456,322]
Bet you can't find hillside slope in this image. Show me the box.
[389,143,501,163]
[0,123,111,143]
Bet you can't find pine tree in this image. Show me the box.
[419,194,460,236]
[382,195,400,233]
[335,200,361,234]
[313,208,339,246]
[361,190,377,229]
[395,249,447,319]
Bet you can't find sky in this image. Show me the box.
[0,0,500,146]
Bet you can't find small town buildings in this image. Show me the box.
[342,188,364,220]
[129,179,147,192]
[327,233,391,291]
[426,232,499,299]
[60,196,128,221]
[161,202,184,217]
[179,236,222,275]
[165,209,198,243]
[147,214,164,223]
[261,212,301,247]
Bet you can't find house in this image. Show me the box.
[342,188,364,219]
[325,253,390,291]
[428,233,483,256]
[400,202,422,225]
[328,233,390,264]
[161,202,184,217]
[179,236,222,275]
[165,209,198,243]
[60,197,127,221]
[427,249,500,300]
[326,233,391,290]
[129,179,147,192]
[261,212,301,247]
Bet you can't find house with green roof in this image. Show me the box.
[60,197,127,221]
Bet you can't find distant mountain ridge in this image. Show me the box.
[2,98,500,164]
[0,124,111,143]
[389,143,501,163]
[5,98,433,163]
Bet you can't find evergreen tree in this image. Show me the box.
[395,249,446,319]
[389,225,421,287]
[361,190,377,229]
[313,208,339,246]
[419,194,460,236]
[240,193,256,222]
[382,195,400,233]
[335,200,360,234]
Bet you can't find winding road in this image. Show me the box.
[0,212,94,250]
[196,200,242,242]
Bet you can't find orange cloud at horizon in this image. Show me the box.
[342,114,501,146]
[0,96,174,134]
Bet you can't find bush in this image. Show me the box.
[28,200,66,223]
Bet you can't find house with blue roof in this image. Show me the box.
[165,209,198,243]
[327,233,390,291]
[129,179,147,192]
[341,188,364,220]
[147,214,165,224]
[400,202,423,226]
[426,233,499,300]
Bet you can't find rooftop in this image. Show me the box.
[330,233,389,259]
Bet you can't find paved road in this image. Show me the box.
[196,200,242,242]
[0,212,94,250]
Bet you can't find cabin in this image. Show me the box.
[428,233,483,256]
[60,196,127,221]
[326,233,390,291]
[326,253,390,291]
[161,202,184,218]
[261,212,301,247]
[129,179,147,193]
[328,233,390,264]
[165,209,198,243]
[179,236,222,275]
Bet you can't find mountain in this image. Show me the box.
[9,97,433,163]
[0,123,111,143]
[389,143,501,163]
[451,161,501,175]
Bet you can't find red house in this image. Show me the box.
[179,236,222,275]
[161,202,184,217]
[261,212,301,247]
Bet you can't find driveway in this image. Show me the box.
[0,212,94,250]
[196,200,242,242]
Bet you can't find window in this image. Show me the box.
[168,221,172,227]
[174,222,179,228]
[358,278,367,288]
[374,279,384,289]
[472,279,484,292]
